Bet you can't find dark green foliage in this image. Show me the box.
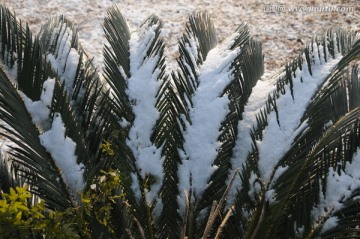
[0,4,359,239]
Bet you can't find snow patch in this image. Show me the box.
[39,113,84,193]
[0,59,18,85]
[248,172,261,200]
[177,37,241,207]
[125,22,164,205]
[228,79,276,203]
[270,165,289,187]
[47,26,80,95]
[265,189,276,205]
[312,148,360,233]
[258,45,342,181]
[18,78,55,132]
[321,216,339,233]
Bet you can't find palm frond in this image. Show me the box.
[103,7,168,238]
[1,6,53,101]
[176,12,217,102]
[0,66,73,210]
[173,13,265,238]
[1,5,360,238]
[38,16,109,182]
[0,155,18,193]
[271,107,360,238]
[198,38,263,211]
[153,77,185,238]
[49,80,93,179]
[103,6,133,123]
[320,188,360,238]
[38,15,100,107]
[154,12,217,238]
[0,7,110,211]
[0,6,78,209]
[228,29,359,238]
[0,6,22,70]
[267,41,360,239]
[241,30,360,239]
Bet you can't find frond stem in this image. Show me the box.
[249,195,266,239]
[214,205,235,239]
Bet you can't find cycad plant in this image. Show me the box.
[0,4,360,238]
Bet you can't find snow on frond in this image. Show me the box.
[126,17,165,205]
[178,31,246,207]
[42,17,80,96]
[176,12,218,107]
[247,34,348,184]
[0,66,73,209]
[18,78,55,132]
[0,61,17,84]
[312,148,360,233]
[39,113,85,194]
[229,79,275,200]
[179,33,200,92]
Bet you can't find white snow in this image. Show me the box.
[125,21,164,205]
[312,148,360,233]
[18,78,55,132]
[265,189,276,204]
[248,172,261,200]
[41,78,56,106]
[321,216,339,233]
[130,172,141,201]
[257,43,342,181]
[229,78,276,202]
[0,59,18,85]
[46,25,80,95]
[39,113,85,193]
[178,32,245,208]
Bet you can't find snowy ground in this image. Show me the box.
[1,0,359,76]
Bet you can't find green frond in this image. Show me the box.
[230,29,359,239]
[268,108,360,239]
[255,41,359,237]
[0,7,108,212]
[0,6,22,69]
[305,39,360,124]
[224,155,260,239]
[39,16,104,125]
[187,12,217,61]
[0,156,18,192]
[0,6,53,101]
[171,12,265,238]
[49,79,95,178]
[103,8,168,238]
[197,38,263,219]
[38,16,110,183]
[104,6,130,76]
[39,16,79,55]
[0,66,72,210]
[153,78,185,238]
[176,12,217,107]
[321,189,360,238]
[103,6,133,122]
